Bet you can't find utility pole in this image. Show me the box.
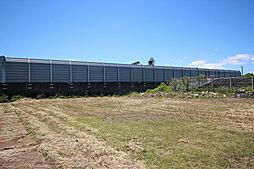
[241,66,244,76]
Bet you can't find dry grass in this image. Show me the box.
[1,96,254,168]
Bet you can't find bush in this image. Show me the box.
[146,83,173,93]
[243,73,254,78]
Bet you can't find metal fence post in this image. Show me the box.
[28,58,31,83]
[1,56,6,83]
[103,63,105,82]
[50,60,53,83]
[229,77,232,91]
[87,62,89,83]
[211,78,214,92]
[130,65,133,82]
[142,65,144,82]
[117,64,119,83]
[69,61,72,83]
[153,66,155,82]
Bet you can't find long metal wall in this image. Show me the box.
[0,56,241,84]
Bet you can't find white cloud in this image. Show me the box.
[251,56,254,63]
[223,54,251,65]
[189,60,223,69]
[189,54,254,69]
[189,60,206,67]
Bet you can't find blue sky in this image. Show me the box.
[1,0,254,73]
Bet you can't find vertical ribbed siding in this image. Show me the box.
[208,69,215,77]
[132,67,143,82]
[230,71,236,78]
[174,68,183,79]
[154,67,164,82]
[0,58,2,83]
[119,66,130,82]
[30,60,50,83]
[143,67,154,82]
[204,69,209,77]
[6,62,29,83]
[183,68,191,77]
[52,62,70,83]
[218,70,225,78]
[164,68,174,81]
[2,57,242,84]
[191,68,199,77]
[198,69,206,76]
[105,65,118,82]
[224,70,231,77]
[236,71,241,77]
[214,70,219,78]
[72,64,88,82]
[89,63,103,82]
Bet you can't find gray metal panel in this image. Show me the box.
[6,61,29,83]
[183,68,191,77]
[218,70,225,77]
[105,65,118,82]
[198,69,206,76]
[52,62,70,83]
[0,57,2,83]
[132,67,143,82]
[224,70,231,77]
[30,63,50,83]
[230,71,236,77]
[235,71,241,77]
[143,66,154,82]
[214,70,219,78]
[173,68,183,78]
[154,67,164,82]
[72,64,88,82]
[119,65,130,82]
[164,68,174,81]
[191,68,199,77]
[204,69,210,77]
[208,69,216,78]
[89,63,103,82]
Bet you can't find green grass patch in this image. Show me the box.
[146,83,173,93]
[70,115,254,168]
[0,95,24,103]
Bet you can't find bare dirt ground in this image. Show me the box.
[0,104,50,168]
[0,97,254,168]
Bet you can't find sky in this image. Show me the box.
[1,0,254,73]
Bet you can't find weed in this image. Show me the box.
[0,95,9,103]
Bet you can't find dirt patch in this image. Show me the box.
[0,104,50,169]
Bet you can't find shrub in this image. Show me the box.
[146,83,173,93]
[243,73,254,78]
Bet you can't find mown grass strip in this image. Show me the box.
[70,115,254,168]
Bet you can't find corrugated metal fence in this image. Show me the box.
[0,56,241,83]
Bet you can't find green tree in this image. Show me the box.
[243,73,254,78]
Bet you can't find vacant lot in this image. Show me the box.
[1,97,254,168]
